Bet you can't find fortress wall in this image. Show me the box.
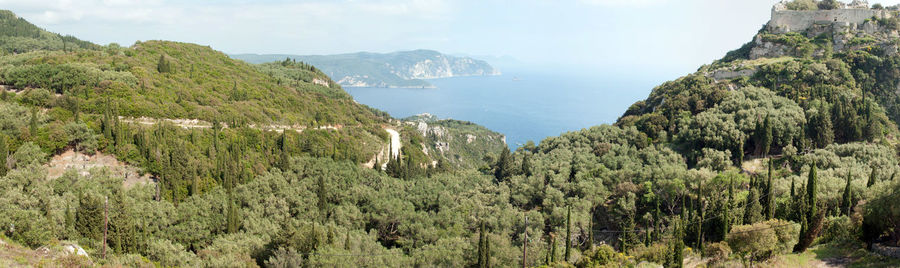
[768,9,889,33]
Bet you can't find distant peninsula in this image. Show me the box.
[231,50,500,88]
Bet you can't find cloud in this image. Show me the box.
[577,0,669,8]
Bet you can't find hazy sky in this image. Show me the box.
[5,0,900,77]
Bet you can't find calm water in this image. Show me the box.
[346,67,664,149]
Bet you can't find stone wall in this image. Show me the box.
[767,8,890,33]
[873,243,900,259]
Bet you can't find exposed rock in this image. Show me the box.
[873,243,900,259]
[63,243,89,258]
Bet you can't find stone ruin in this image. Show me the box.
[768,0,892,34]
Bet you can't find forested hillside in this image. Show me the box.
[3,1,900,267]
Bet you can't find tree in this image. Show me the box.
[744,188,763,224]
[867,167,876,188]
[766,158,775,220]
[696,180,704,253]
[157,54,172,73]
[806,164,817,224]
[226,196,240,234]
[521,152,533,177]
[615,192,636,253]
[727,221,777,265]
[565,205,572,262]
[494,148,512,182]
[759,114,773,156]
[279,132,289,170]
[28,106,37,136]
[841,169,852,216]
[0,134,7,176]
[477,222,489,268]
[818,0,840,10]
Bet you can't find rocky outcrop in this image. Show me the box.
[873,243,900,259]
[768,1,891,34]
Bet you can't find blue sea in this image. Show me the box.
[346,67,669,149]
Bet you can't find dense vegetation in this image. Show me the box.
[3,3,900,267]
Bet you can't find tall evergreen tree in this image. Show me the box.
[477,222,487,268]
[549,233,557,264]
[521,152,533,177]
[565,205,572,262]
[761,114,773,156]
[28,106,38,136]
[841,169,852,216]
[0,134,7,177]
[766,158,775,220]
[867,167,876,188]
[743,188,763,224]
[317,174,328,222]
[807,164,818,223]
[494,148,512,182]
[695,180,704,253]
[279,132,289,170]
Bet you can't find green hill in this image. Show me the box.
[0,10,99,54]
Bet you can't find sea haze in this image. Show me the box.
[346,66,668,149]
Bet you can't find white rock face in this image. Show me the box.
[64,243,89,257]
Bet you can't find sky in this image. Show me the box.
[4,0,900,78]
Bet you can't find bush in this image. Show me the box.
[144,239,198,267]
[786,0,818,10]
[629,243,667,264]
[577,244,629,267]
[704,242,732,265]
[727,221,778,261]
[821,216,857,245]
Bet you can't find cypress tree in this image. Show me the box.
[766,158,775,220]
[565,205,572,262]
[721,177,732,238]
[0,134,7,176]
[495,148,512,182]
[344,232,351,251]
[550,233,557,263]
[807,164,817,223]
[867,167,876,188]
[29,106,38,136]
[743,188,762,224]
[696,180,704,254]
[761,114,773,157]
[588,207,594,249]
[841,169,852,216]
[226,196,240,233]
[279,132,289,170]
[477,222,487,268]
[654,195,662,242]
[317,175,327,222]
[522,152,533,177]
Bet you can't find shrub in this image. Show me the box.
[727,221,777,261]
[704,242,732,265]
[820,216,857,245]
[577,244,628,267]
[630,242,667,264]
[786,0,818,10]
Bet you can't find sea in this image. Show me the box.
[346,66,670,149]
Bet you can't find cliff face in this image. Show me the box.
[402,113,507,169]
[700,2,900,83]
[232,50,500,88]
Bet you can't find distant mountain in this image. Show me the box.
[231,50,501,88]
